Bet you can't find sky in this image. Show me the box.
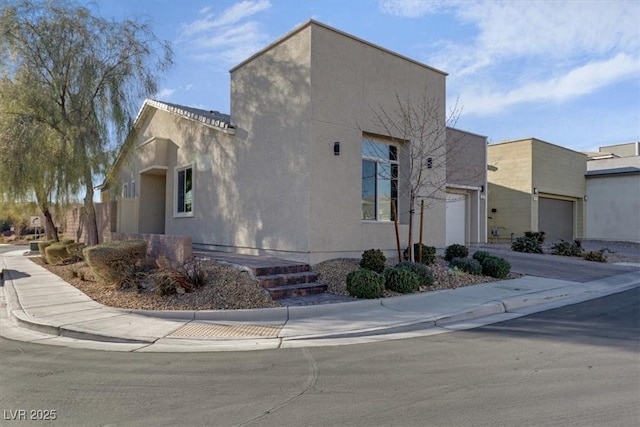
[92,0,640,152]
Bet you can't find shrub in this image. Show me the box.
[551,239,583,257]
[524,231,546,244]
[346,268,385,299]
[360,249,386,273]
[383,267,421,294]
[444,244,468,261]
[472,250,492,264]
[449,257,482,275]
[511,236,543,253]
[403,244,437,265]
[395,260,434,287]
[83,239,147,285]
[584,251,607,263]
[481,256,511,278]
[37,240,54,260]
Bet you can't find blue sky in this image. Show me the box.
[93,0,640,152]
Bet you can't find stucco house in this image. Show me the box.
[585,142,640,243]
[487,138,587,243]
[102,20,487,264]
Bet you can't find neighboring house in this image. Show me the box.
[487,138,587,243]
[585,142,640,243]
[101,20,488,263]
[445,127,487,246]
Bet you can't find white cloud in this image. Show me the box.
[178,0,272,67]
[154,88,175,99]
[379,0,454,17]
[460,54,640,116]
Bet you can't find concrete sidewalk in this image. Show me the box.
[1,249,639,352]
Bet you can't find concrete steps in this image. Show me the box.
[250,265,327,300]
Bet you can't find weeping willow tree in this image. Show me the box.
[0,0,172,245]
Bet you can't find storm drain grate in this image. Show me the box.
[168,322,282,338]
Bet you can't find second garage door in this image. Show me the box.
[539,197,573,242]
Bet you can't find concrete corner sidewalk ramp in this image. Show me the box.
[1,249,639,352]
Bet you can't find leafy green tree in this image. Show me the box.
[0,0,172,244]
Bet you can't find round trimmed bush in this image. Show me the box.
[481,256,511,278]
[395,261,434,287]
[472,250,492,264]
[403,244,437,264]
[383,267,421,294]
[37,240,55,261]
[445,244,469,261]
[45,242,72,265]
[346,268,385,299]
[83,239,147,284]
[449,257,482,275]
[360,249,386,273]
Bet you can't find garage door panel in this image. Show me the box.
[539,197,573,242]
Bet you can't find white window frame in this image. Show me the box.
[174,164,194,217]
[130,180,136,198]
[122,182,129,198]
[361,139,399,222]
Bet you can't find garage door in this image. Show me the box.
[446,193,466,246]
[539,197,573,242]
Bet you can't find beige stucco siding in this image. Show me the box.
[586,174,640,242]
[307,24,447,261]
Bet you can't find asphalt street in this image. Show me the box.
[1,288,638,426]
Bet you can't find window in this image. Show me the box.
[176,165,193,216]
[362,140,398,221]
[122,183,129,198]
[130,181,136,198]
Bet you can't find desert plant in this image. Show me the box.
[449,257,482,275]
[395,260,434,287]
[583,250,607,263]
[383,267,421,294]
[444,244,468,261]
[403,243,437,264]
[511,235,543,253]
[481,256,511,278]
[551,239,583,257]
[524,231,546,244]
[346,268,385,299]
[472,250,492,264]
[83,239,147,285]
[360,249,387,273]
[44,242,72,265]
[37,240,54,260]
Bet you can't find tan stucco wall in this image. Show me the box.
[306,23,447,262]
[487,139,586,241]
[599,142,639,158]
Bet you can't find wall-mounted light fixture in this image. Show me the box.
[333,141,340,156]
[427,157,433,169]
[533,187,538,194]
[480,185,484,193]
[583,195,588,201]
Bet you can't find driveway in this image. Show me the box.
[473,245,640,282]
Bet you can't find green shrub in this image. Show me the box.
[583,251,607,263]
[511,236,543,253]
[524,231,546,244]
[449,257,482,275]
[346,268,385,299]
[395,261,434,287]
[481,256,511,278]
[472,250,492,264]
[444,244,468,261]
[551,239,583,257]
[37,240,54,260]
[403,244,437,264]
[383,267,421,294]
[83,239,147,285]
[44,242,72,265]
[360,249,387,273]
[65,243,86,261]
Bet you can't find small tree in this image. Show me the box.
[363,90,475,260]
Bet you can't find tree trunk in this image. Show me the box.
[35,192,59,242]
[83,166,100,246]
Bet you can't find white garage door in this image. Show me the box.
[446,192,466,246]
[539,197,573,242]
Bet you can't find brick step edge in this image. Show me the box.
[267,282,328,299]
[251,264,310,276]
[258,271,319,288]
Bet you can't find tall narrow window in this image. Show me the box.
[176,166,193,215]
[362,140,398,221]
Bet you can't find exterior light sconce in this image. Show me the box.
[480,185,484,193]
[533,187,538,195]
[333,141,340,156]
[583,195,588,201]
[427,157,433,169]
